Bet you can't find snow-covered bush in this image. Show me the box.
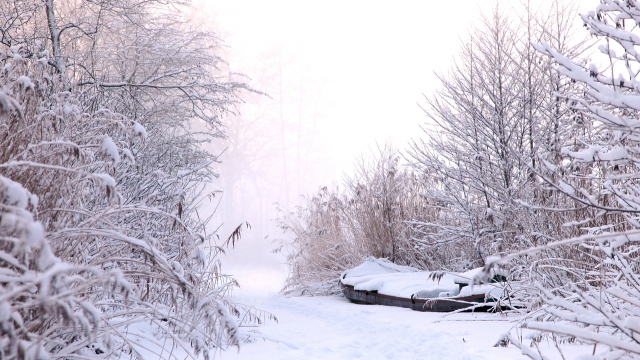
[496,0,640,357]
[0,0,267,358]
[275,185,351,296]
[397,5,615,322]
[275,146,447,295]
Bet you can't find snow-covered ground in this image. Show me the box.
[217,268,590,360]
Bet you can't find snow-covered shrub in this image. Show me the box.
[275,146,447,295]
[0,173,110,359]
[0,1,268,358]
[342,146,449,269]
[495,0,640,357]
[275,186,351,296]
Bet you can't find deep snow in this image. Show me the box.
[217,268,585,360]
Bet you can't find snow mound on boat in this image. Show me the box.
[341,257,419,278]
[341,258,504,300]
[341,258,458,299]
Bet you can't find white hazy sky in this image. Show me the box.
[201,0,596,190]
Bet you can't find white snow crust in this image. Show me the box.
[341,257,418,278]
[93,173,116,189]
[343,270,460,299]
[18,75,34,90]
[452,267,484,285]
[340,258,470,299]
[340,258,504,299]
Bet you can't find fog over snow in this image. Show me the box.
[196,0,595,275]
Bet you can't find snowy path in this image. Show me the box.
[218,269,531,360]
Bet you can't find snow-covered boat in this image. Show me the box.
[339,258,504,312]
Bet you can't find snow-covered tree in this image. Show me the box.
[0,1,269,358]
[409,2,586,273]
[501,0,640,357]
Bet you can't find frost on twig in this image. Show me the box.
[502,1,640,358]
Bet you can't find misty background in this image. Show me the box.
[195,0,593,281]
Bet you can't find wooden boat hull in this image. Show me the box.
[340,283,493,312]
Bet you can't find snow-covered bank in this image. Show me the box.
[217,269,587,360]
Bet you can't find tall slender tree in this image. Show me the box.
[409,2,585,270]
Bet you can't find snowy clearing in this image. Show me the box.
[218,269,589,360]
